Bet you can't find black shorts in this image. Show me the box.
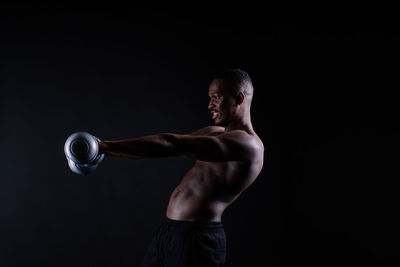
[140,217,226,267]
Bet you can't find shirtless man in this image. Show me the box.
[98,69,264,267]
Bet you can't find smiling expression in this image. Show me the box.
[208,78,239,126]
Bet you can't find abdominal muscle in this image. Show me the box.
[166,160,245,222]
[166,189,228,222]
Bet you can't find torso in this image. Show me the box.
[166,126,264,222]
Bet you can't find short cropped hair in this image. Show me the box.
[213,68,254,104]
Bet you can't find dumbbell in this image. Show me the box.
[64,132,104,175]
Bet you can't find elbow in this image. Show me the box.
[160,133,181,156]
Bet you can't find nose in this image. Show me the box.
[208,100,214,110]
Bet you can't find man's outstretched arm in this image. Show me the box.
[98,133,179,159]
[99,130,258,162]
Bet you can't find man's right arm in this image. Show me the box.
[98,130,259,162]
[98,133,178,159]
[98,126,225,160]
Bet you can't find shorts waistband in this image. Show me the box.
[165,217,223,230]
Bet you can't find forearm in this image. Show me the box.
[98,133,179,159]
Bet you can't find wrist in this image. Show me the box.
[98,141,109,155]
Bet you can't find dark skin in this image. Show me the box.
[99,78,264,222]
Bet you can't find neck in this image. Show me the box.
[224,109,254,134]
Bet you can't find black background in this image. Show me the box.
[0,2,399,267]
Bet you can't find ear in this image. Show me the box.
[236,92,245,105]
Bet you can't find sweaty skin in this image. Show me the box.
[99,78,264,222]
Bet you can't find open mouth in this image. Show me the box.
[211,111,219,119]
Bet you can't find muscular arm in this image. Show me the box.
[174,131,258,162]
[99,130,258,162]
[99,133,179,159]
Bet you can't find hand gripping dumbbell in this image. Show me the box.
[64,132,105,175]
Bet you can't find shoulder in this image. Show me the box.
[218,130,264,157]
[220,130,260,144]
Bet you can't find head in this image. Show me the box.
[208,69,254,127]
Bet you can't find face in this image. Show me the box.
[208,78,239,126]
